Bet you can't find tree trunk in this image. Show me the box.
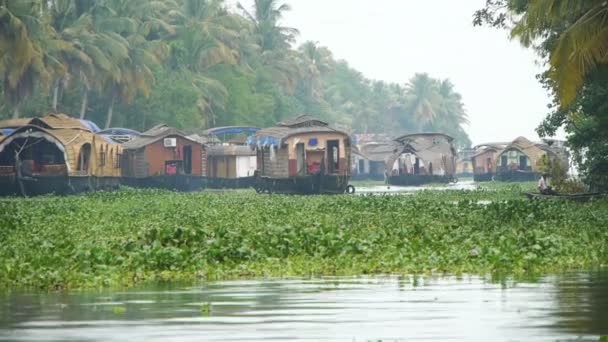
[52,80,60,112]
[105,95,115,129]
[12,102,21,119]
[79,89,88,119]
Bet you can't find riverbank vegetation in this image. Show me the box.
[0,187,606,290]
[0,0,471,146]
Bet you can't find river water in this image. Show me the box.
[1,272,606,341]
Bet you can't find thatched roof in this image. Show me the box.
[499,136,557,161]
[386,133,457,175]
[472,146,500,159]
[0,114,100,132]
[395,132,454,143]
[358,141,403,162]
[251,115,347,147]
[0,118,31,129]
[123,124,200,150]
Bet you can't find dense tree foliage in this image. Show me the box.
[0,0,471,147]
[474,0,608,191]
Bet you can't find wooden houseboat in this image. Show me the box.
[248,115,351,194]
[351,140,396,181]
[0,114,122,196]
[387,133,458,186]
[455,148,475,178]
[204,126,258,189]
[495,136,567,182]
[121,124,211,191]
[471,143,506,182]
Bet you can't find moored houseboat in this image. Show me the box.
[248,115,351,194]
[0,114,122,196]
[387,133,458,186]
[204,126,259,189]
[351,140,396,181]
[455,148,475,178]
[120,125,212,191]
[471,143,506,182]
[494,137,567,182]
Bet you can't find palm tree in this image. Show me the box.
[437,79,469,127]
[89,0,174,128]
[511,0,608,107]
[237,0,298,53]
[404,73,442,130]
[168,0,246,127]
[237,0,300,92]
[0,0,51,118]
[298,41,333,100]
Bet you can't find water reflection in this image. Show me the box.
[0,272,606,341]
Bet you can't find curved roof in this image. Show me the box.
[250,115,347,147]
[0,118,31,129]
[394,132,454,143]
[99,128,141,136]
[472,146,500,158]
[0,114,102,133]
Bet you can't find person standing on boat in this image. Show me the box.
[538,174,556,195]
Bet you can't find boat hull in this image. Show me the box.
[254,175,350,195]
[0,175,120,196]
[122,176,206,192]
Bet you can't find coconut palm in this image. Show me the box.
[404,73,442,130]
[298,41,334,100]
[88,0,174,128]
[237,0,300,92]
[437,79,469,127]
[511,0,608,107]
[237,0,298,53]
[0,0,51,118]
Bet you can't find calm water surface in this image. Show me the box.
[1,272,607,341]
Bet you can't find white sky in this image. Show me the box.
[233,0,563,146]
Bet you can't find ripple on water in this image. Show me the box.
[0,273,607,341]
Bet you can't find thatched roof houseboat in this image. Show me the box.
[387,133,458,186]
[495,136,567,181]
[351,138,398,180]
[0,114,122,196]
[471,142,507,182]
[248,115,351,194]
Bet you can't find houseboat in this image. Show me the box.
[387,133,458,186]
[204,126,259,189]
[351,140,396,181]
[0,114,122,196]
[455,148,476,178]
[494,136,567,182]
[121,124,212,191]
[248,115,351,194]
[471,143,506,182]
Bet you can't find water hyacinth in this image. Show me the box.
[0,187,606,290]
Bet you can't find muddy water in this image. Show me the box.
[1,272,607,341]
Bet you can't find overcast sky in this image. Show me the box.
[233,0,562,146]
